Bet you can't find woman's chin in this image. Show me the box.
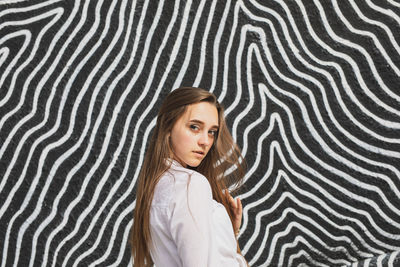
[187,159,202,168]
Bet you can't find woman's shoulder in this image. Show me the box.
[169,163,209,185]
[153,163,204,191]
[152,166,212,208]
[163,161,212,196]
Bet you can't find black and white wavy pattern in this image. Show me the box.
[1,0,400,266]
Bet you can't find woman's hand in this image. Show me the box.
[224,190,242,237]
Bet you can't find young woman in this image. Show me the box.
[131,87,247,266]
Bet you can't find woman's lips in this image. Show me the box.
[193,151,205,157]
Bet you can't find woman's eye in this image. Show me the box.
[190,125,199,131]
[209,130,217,136]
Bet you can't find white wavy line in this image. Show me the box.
[223,11,247,117]
[244,169,312,257]
[89,118,156,265]
[0,47,8,67]
[219,0,238,104]
[276,129,399,250]
[20,2,125,267]
[0,0,39,5]
[288,248,331,267]
[210,0,231,94]
[3,0,127,265]
[222,9,400,234]
[387,0,400,8]
[237,113,275,194]
[259,0,400,140]
[193,0,218,87]
[240,114,400,251]
[111,216,133,267]
[256,209,354,266]
[276,218,354,266]
[172,0,207,89]
[281,218,357,266]
[244,0,400,192]
[0,8,63,149]
[0,0,61,17]
[237,80,267,159]
[0,0,108,264]
[239,28,400,201]
[251,36,400,235]
[334,0,400,78]
[242,164,380,257]
[0,30,31,102]
[249,41,400,210]
[310,0,400,118]
[0,1,79,217]
[228,59,274,188]
[30,0,132,264]
[376,253,386,267]
[364,257,372,266]
[388,250,400,266]
[24,0,123,261]
[237,38,400,221]
[0,0,91,261]
[56,0,159,264]
[349,0,400,59]
[245,5,399,202]
[241,0,400,206]
[54,0,194,264]
[0,9,65,266]
[57,1,130,263]
[273,220,353,266]
[225,31,268,171]
[283,236,340,267]
[0,2,58,106]
[0,0,86,262]
[35,0,154,260]
[366,0,400,34]
[250,0,400,147]
[244,173,374,263]
[0,8,62,114]
[221,1,260,118]
[262,83,400,233]
[0,2,85,213]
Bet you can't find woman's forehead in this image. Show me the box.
[183,102,219,127]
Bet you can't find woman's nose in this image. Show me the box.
[198,131,211,147]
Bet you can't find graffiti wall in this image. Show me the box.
[1,0,400,266]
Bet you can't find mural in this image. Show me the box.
[1,0,400,266]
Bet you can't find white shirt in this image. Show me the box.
[149,160,247,267]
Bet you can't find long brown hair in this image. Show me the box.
[131,87,245,266]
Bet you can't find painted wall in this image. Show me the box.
[1,0,400,266]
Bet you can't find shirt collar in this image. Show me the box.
[166,158,184,169]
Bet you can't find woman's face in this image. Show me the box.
[170,102,219,167]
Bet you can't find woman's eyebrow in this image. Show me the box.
[189,119,219,129]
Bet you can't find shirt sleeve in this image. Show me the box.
[169,173,214,267]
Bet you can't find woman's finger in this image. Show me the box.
[237,198,242,213]
[225,190,236,208]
